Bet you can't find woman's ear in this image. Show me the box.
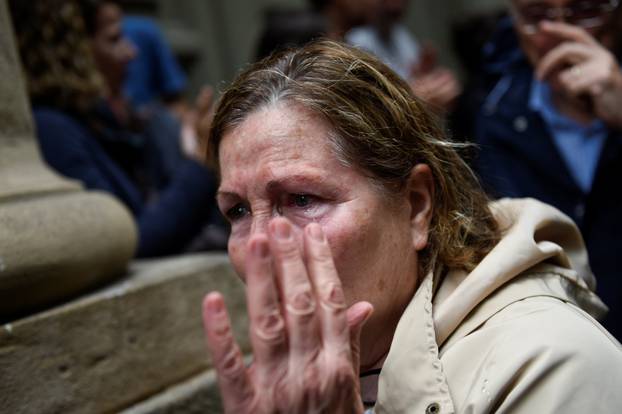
[406,164,434,251]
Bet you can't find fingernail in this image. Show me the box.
[251,239,269,258]
[348,302,374,326]
[362,306,374,324]
[205,293,223,313]
[272,220,291,240]
[307,223,324,242]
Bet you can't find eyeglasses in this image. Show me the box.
[511,0,620,34]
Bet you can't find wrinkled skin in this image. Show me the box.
[202,104,433,412]
[203,222,371,413]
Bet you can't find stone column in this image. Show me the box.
[0,0,137,320]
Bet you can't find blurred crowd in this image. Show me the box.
[8,0,622,340]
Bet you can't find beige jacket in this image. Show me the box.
[374,198,622,413]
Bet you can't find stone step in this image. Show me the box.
[0,253,248,414]
[120,368,223,414]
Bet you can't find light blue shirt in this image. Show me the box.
[346,24,420,80]
[529,80,607,193]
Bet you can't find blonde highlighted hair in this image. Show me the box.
[208,40,499,273]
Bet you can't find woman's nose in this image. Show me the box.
[250,214,270,238]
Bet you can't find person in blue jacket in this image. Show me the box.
[122,15,187,109]
[11,0,224,257]
[474,0,622,339]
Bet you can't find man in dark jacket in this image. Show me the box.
[474,0,622,340]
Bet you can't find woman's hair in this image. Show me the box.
[208,40,499,273]
[9,0,104,114]
[80,0,121,36]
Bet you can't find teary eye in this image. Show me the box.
[290,194,314,208]
[279,192,330,220]
[226,203,250,221]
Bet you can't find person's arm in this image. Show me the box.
[34,109,134,198]
[134,158,217,257]
[35,109,217,257]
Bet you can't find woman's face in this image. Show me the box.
[92,3,136,92]
[217,103,422,367]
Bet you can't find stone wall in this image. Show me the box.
[0,2,243,411]
[0,254,247,413]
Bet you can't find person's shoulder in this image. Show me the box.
[33,106,77,126]
[123,16,162,39]
[33,107,96,149]
[484,296,621,365]
[444,296,622,412]
[33,107,87,136]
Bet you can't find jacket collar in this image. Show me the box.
[375,270,455,414]
[375,198,607,413]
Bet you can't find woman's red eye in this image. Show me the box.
[292,194,313,207]
[226,203,250,221]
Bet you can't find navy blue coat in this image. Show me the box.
[34,106,218,258]
[474,20,622,340]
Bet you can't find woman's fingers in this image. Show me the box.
[202,292,254,411]
[205,220,367,413]
[269,218,321,360]
[347,301,374,377]
[304,223,350,351]
[244,235,287,385]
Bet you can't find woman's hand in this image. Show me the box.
[202,218,373,413]
[536,21,622,130]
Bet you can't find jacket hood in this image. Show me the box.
[375,198,611,414]
[376,198,618,414]
[433,197,607,346]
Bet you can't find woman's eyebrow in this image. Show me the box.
[215,190,240,202]
[265,174,327,192]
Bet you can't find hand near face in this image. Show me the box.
[409,67,462,113]
[536,21,622,130]
[180,85,215,162]
[202,218,373,413]
[409,45,462,113]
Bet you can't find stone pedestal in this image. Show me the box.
[0,5,244,412]
[0,254,248,414]
[120,369,224,414]
[0,0,137,319]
